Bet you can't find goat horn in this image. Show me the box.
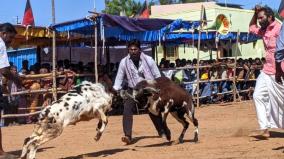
[143,87,160,93]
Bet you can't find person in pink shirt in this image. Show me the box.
[249,6,284,139]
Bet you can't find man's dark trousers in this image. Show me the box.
[122,91,164,138]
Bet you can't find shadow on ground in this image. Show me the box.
[61,148,129,159]
[136,139,197,148]
[8,146,55,155]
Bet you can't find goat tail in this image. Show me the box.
[191,101,198,127]
[186,101,198,127]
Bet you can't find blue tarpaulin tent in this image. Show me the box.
[52,14,200,43]
[51,13,260,44]
[165,31,261,44]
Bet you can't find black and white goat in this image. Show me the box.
[21,81,113,159]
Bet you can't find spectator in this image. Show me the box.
[5,66,20,126]
[39,67,52,107]
[19,60,29,75]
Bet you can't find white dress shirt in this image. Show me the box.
[0,37,10,86]
[0,37,10,69]
[113,53,161,90]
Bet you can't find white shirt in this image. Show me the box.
[0,37,10,69]
[221,70,227,79]
[163,70,175,79]
[113,54,161,90]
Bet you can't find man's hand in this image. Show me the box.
[254,5,262,14]
[250,5,262,26]
[275,61,284,84]
[0,67,22,88]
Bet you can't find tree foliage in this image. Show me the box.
[103,0,143,17]
[103,0,214,17]
[179,0,208,3]
[158,0,176,5]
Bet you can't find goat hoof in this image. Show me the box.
[193,133,199,143]
[166,135,171,141]
[94,136,100,141]
[165,131,171,141]
[94,133,102,141]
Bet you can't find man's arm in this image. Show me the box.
[249,5,264,36]
[150,58,161,78]
[275,22,284,84]
[275,61,284,84]
[0,67,22,88]
[276,24,284,63]
[249,6,258,27]
[113,60,125,91]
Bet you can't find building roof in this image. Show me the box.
[151,2,218,16]
[216,3,243,9]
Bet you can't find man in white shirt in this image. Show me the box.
[0,23,22,159]
[113,40,165,145]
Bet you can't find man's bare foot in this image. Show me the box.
[121,136,133,145]
[249,129,270,139]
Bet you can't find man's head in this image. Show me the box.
[22,60,29,69]
[257,7,275,30]
[0,23,17,47]
[127,39,141,62]
[10,66,17,75]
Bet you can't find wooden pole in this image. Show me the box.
[155,45,158,63]
[233,30,240,102]
[94,20,98,83]
[196,5,204,107]
[51,0,57,101]
[69,36,72,62]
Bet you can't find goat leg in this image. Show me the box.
[94,108,108,141]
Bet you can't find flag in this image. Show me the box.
[202,6,207,28]
[135,0,149,18]
[213,14,230,35]
[22,0,35,26]
[278,0,284,18]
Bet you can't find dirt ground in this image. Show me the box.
[3,101,284,159]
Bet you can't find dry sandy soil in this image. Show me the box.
[2,101,284,159]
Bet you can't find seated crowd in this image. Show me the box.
[0,57,263,126]
[159,57,264,105]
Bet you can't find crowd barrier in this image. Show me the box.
[0,67,257,119]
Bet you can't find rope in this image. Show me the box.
[2,111,41,119]
[2,88,66,97]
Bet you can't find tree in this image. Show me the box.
[103,0,143,17]
[158,0,176,5]
[179,0,208,3]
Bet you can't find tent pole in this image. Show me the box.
[196,5,204,107]
[51,0,57,101]
[94,20,98,83]
[106,45,110,74]
[156,45,158,64]
[233,30,240,102]
[69,38,72,63]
